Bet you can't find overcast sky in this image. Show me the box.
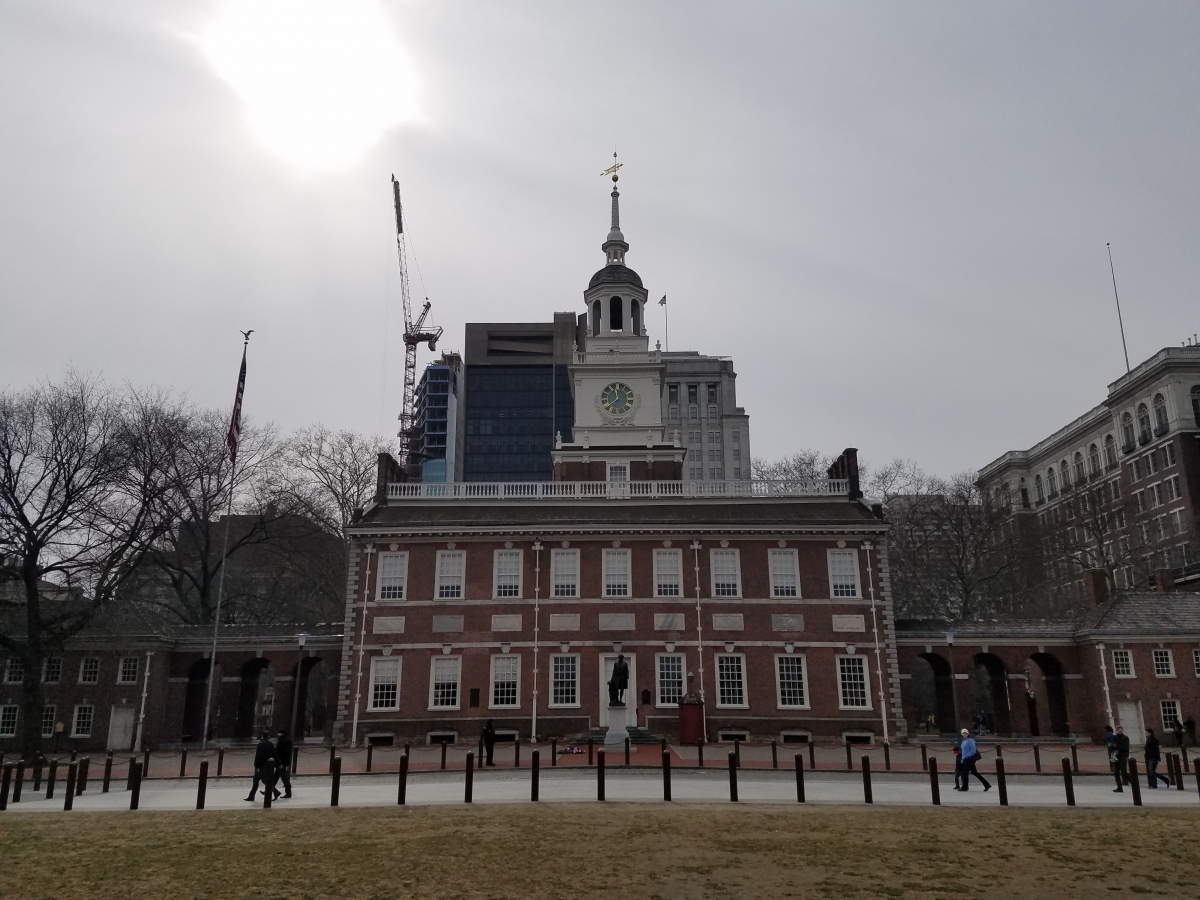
[2,1,1198,477]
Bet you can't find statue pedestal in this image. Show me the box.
[605,703,629,746]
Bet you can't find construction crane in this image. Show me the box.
[391,174,442,472]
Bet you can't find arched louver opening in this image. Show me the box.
[631,299,641,335]
[610,296,623,332]
[592,300,601,336]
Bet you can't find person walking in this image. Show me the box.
[957,728,991,792]
[952,743,965,791]
[273,730,294,799]
[1144,728,1171,788]
[1172,719,1185,750]
[245,732,280,802]
[482,720,497,767]
[1112,724,1131,792]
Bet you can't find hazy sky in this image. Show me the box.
[3,1,1198,477]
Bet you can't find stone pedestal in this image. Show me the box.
[605,703,629,746]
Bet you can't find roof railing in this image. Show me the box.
[385,479,849,501]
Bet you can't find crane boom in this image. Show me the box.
[391,175,442,474]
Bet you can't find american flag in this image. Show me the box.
[226,341,249,466]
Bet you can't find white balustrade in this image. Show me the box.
[385,479,849,501]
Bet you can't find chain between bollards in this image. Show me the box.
[464,751,473,803]
[398,752,409,805]
[728,751,739,802]
[197,760,208,809]
[928,757,940,805]
[1061,757,1075,807]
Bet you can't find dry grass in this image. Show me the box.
[2,804,1199,899]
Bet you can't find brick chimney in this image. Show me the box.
[1154,569,1175,593]
[1084,569,1110,607]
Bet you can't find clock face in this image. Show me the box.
[601,382,635,415]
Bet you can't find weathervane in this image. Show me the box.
[601,151,622,183]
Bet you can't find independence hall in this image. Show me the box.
[333,182,901,748]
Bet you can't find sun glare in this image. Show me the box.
[199,0,418,172]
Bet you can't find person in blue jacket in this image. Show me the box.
[956,728,991,792]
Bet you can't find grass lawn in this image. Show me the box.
[2,804,1199,899]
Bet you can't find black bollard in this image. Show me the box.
[1127,759,1142,807]
[292,744,299,773]
[478,735,484,764]
[1175,753,1186,792]
[440,741,447,771]
[551,737,557,766]
[103,752,113,792]
[996,757,1008,806]
[626,737,631,767]
[1061,757,1075,807]
[329,744,336,774]
[64,761,77,811]
[862,755,873,804]
[1194,758,1200,800]
[398,753,409,805]
[1033,743,1041,773]
[1070,743,1079,775]
[698,738,704,768]
[663,749,671,801]
[532,749,540,802]
[330,756,341,807]
[845,740,852,771]
[884,740,891,771]
[197,760,208,810]
[464,751,473,804]
[597,749,605,801]
[33,757,43,793]
[929,757,940,806]
[809,739,816,771]
[180,747,188,778]
[262,759,275,809]
[514,738,520,769]
[772,740,778,769]
[795,754,805,803]
[218,748,225,777]
[995,744,1003,762]
[130,759,142,810]
[143,749,150,779]
[13,760,24,803]
[920,743,928,772]
[734,738,741,769]
[126,757,136,791]
[588,738,594,767]
[76,757,89,795]
[728,751,739,802]
[0,763,11,811]
[46,759,58,800]
[366,743,374,773]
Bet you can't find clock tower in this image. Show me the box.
[553,165,684,482]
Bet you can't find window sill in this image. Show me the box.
[366,707,399,713]
[838,705,873,712]
[547,703,581,709]
[777,705,812,711]
[655,703,680,710]
[488,706,521,711]
[428,705,461,712]
[714,704,750,710]
[1114,675,1137,680]
[1153,674,1177,679]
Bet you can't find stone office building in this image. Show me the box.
[334,184,901,747]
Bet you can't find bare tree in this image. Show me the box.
[752,450,835,481]
[278,426,392,538]
[0,375,179,754]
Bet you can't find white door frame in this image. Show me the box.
[599,653,637,729]
[107,704,136,751]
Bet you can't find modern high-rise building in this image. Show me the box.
[412,351,465,483]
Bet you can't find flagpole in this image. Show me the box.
[659,295,668,352]
[200,331,252,755]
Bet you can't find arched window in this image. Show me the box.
[592,300,601,336]
[1088,443,1100,475]
[610,296,623,332]
[1072,452,1084,485]
[1136,403,1151,443]
[1047,467,1058,495]
[1034,474,1044,503]
[1121,412,1135,449]
[631,299,641,335]
[1153,393,1168,431]
[1104,434,1117,468]
[1192,385,1200,427]
[1060,461,1070,491]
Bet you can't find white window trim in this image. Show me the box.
[714,652,749,709]
[653,548,683,598]
[2,658,23,684]
[548,653,581,708]
[78,657,99,685]
[40,703,55,738]
[428,655,462,710]
[1111,649,1136,679]
[492,549,524,600]
[42,657,62,684]
[603,548,631,598]
[709,548,742,599]
[0,704,17,738]
[551,549,580,599]
[774,653,810,710]
[367,656,402,712]
[71,703,94,738]
[488,654,522,710]
[827,549,862,599]
[836,654,872,710]
[117,656,140,685]
[435,550,466,600]
[769,548,801,599]
[1160,699,1182,731]
[1192,648,1200,678]
[1152,649,1176,679]
[654,652,686,708]
[377,551,409,602]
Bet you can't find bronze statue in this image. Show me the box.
[608,654,629,707]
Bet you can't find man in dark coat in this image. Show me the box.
[1112,724,1131,792]
[1144,727,1171,788]
[273,730,294,799]
[608,655,629,707]
[245,732,280,802]
[482,720,497,767]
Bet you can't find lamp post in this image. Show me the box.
[290,632,308,741]
[946,629,960,732]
